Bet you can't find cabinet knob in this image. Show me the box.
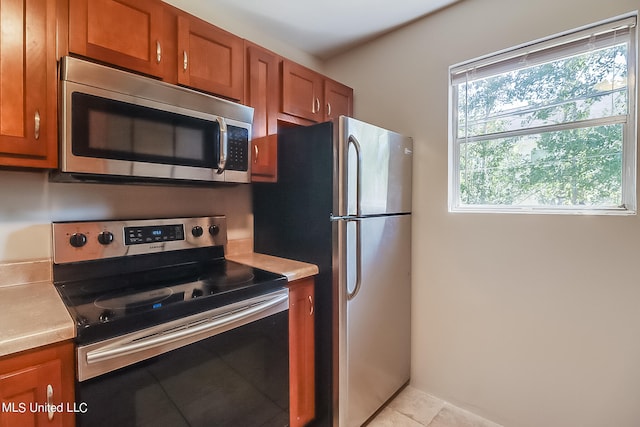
[327,102,332,117]
[254,144,259,164]
[183,51,188,71]
[156,40,162,63]
[308,295,314,316]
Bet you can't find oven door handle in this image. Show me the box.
[85,292,288,366]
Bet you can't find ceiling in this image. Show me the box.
[176,0,461,59]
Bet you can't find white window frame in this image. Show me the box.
[448,13,638,215]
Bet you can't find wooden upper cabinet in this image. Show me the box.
[246,43,279,182]
[282,60,324,123]
[324,78,353,121]
[69,0,165,78]
[0,0,57,168]
[0,341,75,427]
[177,14,244,101]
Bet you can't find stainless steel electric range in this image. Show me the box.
[52,216,290,427]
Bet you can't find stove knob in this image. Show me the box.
[98,231,114,245]
[191,288,204,299]
[192,226,204,237]
[76,316,89,328]
[209,225,220,236]
[99,310,114,323]
[69,233,87,248]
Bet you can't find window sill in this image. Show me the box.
[449,205,637,216]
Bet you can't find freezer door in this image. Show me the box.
[338,117,413,217]
[336,214,411,427]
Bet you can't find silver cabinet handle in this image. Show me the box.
[34,110,40,140]
[183,50,188,71]
[216,117,227,174]
[308,294,314,316]
[156,40,162,63]
[315,97,320,114]
[46,384,54,421]
[254,144,259,164]
[327,102,332,117]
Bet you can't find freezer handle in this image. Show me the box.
[347,135,362,217]
[347,218,362,300]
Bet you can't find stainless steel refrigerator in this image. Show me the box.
[254,116,412,427]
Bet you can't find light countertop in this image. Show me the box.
[226,252,319,282]
[0,259,75,357]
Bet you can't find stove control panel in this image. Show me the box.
[53,216,227,264]
[125,224,184,245]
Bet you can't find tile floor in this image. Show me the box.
[368,386,502,427]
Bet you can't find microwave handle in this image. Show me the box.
[216,117,228,174]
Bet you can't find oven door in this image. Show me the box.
[76,289,289,427]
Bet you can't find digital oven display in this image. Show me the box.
[124,224,184,245]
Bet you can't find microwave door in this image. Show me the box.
[61,83,224,183]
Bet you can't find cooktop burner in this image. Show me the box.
[52,217,287,344]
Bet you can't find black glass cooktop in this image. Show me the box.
[55,260,287,344]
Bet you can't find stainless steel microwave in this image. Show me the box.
[55,56,253,184]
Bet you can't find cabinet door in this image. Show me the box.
[0,360,62,427]
[288,277,316,427]
[246,44,279,182]
[0,342,75,427]
[69,0,164,78]
[0,0,57,168]
[177,15,244,101]
[325,79,353,121]
[282,60,324,122]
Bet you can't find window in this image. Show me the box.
[449,14,637,214]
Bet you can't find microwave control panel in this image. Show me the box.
[226,126,249,172]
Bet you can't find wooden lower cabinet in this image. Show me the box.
[288,277,316,427]
[0,341,75,427]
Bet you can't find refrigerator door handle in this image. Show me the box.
[347,135,362,217]
[346,218,362,300]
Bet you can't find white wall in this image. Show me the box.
[325,1,640,426]
[0,170,252,262]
